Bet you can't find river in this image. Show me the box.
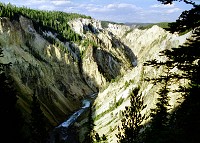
[47,93,97,143]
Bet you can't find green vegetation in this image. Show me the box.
[123,29,134,37]
[0,45,26,142]
[110,75,122,83]
[116,88,146,143]
[92,133,108,143]
[116,1,200,143]
[124,79,134,89]
[0,2,91,43]
[101,20,124,28]
[94,97,124,121]
[80,38,99,60]
[30,92,48,143]
[138,22,170,30]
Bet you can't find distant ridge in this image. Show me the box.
[124,22,170,29]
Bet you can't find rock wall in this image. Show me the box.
[0,16,93,125]
[0,14,192,142]
[89,23,192,143]
[69,18,137,90]
[0,16,136,127]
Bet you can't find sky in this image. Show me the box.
[0,0,198,23]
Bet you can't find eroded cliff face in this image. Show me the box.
[69,18,137,89]
[0,16,136,127]
[0,14,191,142]
[0,16,93,125]
[88,23,192,143]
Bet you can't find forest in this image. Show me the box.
[0,2,91,43]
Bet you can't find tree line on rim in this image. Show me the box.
[0,2,91,43]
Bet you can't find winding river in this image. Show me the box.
[47,93,97,143]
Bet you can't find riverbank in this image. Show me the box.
[47,93,98,143]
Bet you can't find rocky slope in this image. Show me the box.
[88,23,192,142]
[0,16,93,125]
[0,16,136,127]
[0,14,192,142]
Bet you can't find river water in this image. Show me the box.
[47,93,97,143]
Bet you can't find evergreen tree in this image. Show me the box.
[0,46,24,142]
[143,61,173,143]
[30,90,48,143]
[95,133,101,142]
[102,134,107,141]
[0,2,90,44]
[143,93,172,143]
[158,0,196,5]
[142,0,200,143]
[161,25,200,143]
[116,87,146,143]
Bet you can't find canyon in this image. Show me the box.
[0,15,191,142]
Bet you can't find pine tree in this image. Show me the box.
[144,77,172,143]
[30,90,48,143]
[0,46,24,142]
[142,1,200,143]
[161,23,200,143]
[143,61,172,143]
[95,133,101,142]
[116,87,146,143]
[158,0,196,5]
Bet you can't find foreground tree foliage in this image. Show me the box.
[142,66,172,143]
[0,46,25,142]
[30,92,48,143]
[143,0,200,143]
[118,0,200,143]
[158,0,196,5]
[158,0,200,33]
[146,28,200,143]
[116,87,146,143]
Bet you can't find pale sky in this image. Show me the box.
[0,0,198,23]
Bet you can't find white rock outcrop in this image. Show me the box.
[90,24,192,143]
[0,16,93,125]
[0,14,192,142]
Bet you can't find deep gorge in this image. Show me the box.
[0,2,198,143]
